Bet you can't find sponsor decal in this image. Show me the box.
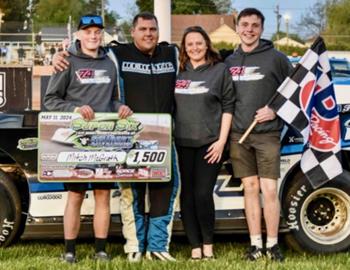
[75,69,111,84]
[150,168,167,178]
[37,194,63,200]
[71,118,142,133]
[75,168,94,179]
[137,167,150,179]
[122,61,175,75]
[116,168,136,178]
[280,158,291,165]
[40,153,58,161]
[300,68,340,152]
[67,118,142,150]
[175,80,191,89]
[95,167,114,178]
[339,104,350,113]
[135,140,159,150]
[0,219,14,243]
[286,184,308,230]
[175,80,209,94]
[288,136,304,143]
[343,118,350,141]
[229,66,265,81]
[17,137,38,150]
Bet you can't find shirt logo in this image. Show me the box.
[229,66,265,81]
[122,61,175,75]
[75,69,111,84]
[175,80,209,95]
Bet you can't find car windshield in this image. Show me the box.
[289,57,350,78]
[331,61,350,77]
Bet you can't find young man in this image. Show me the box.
[53,12,180,262]
[224,8,292,262]
[45,14,132,263]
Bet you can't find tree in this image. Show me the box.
[296,0,350,49]
[0,0,30,33]
[323,0,350,47]
[34,0,119,29]
[82,0,118,27]
[136,0,219,14]
[213,0,232,14]
[136,0,153,12]
[34,0,84,28]
[171,0,218,14]
[297,0,327,37]
[325,0,350,34]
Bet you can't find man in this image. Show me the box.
[45,14,132,263]
[53,12,180,262]
[17,45,25,63]
[224,8,292,262]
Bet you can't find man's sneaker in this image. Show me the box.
[244,246,264,261]
[266,244,284,262]
[93,251,110,262]
[145,251,176,261]
[60,252,77,263]
[127,252,142,263]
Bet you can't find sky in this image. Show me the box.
[108,0,320,38]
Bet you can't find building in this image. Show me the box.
[274,37,307,48]
[171,13,240,46]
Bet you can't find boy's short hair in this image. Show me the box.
[237,8,265,27]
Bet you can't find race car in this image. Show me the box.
[0,58,350,253]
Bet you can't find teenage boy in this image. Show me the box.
[44,14,132,263]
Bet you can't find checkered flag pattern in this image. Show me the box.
[269,37,343,188]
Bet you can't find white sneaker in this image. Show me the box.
[145,251,176,261]
[127,252,142,262]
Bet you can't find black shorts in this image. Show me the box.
[64,182,116,192]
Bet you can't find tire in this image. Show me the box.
[0,170,22,247]
[282,170,350,253]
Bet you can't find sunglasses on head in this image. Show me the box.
[80,15,103,25]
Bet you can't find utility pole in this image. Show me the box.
[284,14,291,47]
[154,0,171,43]
[101,0,105,24]
[274,4,281,49]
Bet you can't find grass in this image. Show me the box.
[0,236,349,270]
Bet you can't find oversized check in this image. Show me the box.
[38,112,172,182]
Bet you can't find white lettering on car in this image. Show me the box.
[286,185,308,230]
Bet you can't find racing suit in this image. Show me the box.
[107,42,180,253]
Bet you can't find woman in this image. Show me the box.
[174,26,234,260]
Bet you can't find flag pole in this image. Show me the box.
[238,119,258,144]
[238,37,323,144]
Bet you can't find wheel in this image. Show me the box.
[0,170,22,247]
[283,170,350,253]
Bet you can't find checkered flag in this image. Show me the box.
[269,37,343,189]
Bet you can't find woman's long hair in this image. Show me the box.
[179,26,221,72]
